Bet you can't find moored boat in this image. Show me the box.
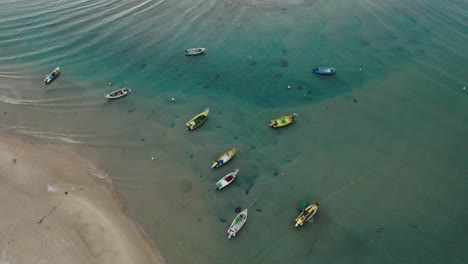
[185,48,206,56]
[44,67,60,84]
[186,108,209,130]
[294,202,319,227]
[211,148,236,169]
[228,209,248,239]
[269,113,298,128]
[105,88,129,99]
[312,66,336,75]
[215,169,239,190]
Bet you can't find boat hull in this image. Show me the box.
[215,169,239,190]
[106,88,129,99]
[211,148,236,169]
[294,202,319,227]
[186,108,209,130]
[228,209,248,239]
[269,113,297,128]
[185,48,206,56]
[44,67,60,84]
[312,66,336,75]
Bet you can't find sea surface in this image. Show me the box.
[1,0,467,263]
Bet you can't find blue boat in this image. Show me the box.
[312,66,336,75]
[44,66,60,84]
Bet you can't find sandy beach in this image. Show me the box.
[0,132,165,264]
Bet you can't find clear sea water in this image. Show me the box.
[1,0,467,263]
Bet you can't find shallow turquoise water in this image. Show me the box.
[1,0,467,263]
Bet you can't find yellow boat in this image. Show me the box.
[186,108,209,130]
[211,148,236,169]
[294,202,319,227]
[269,113,298,128]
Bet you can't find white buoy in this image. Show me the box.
[463,87,466,90]
[151,157,154,160]
[171,97,175,102]
[287,85,291,89]
[359,68,362,71]
[108,82,112,86]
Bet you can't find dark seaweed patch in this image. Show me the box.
[245,183,253,195]
[235,207,242,213]
[256,208,262,212]
[220,218,227,223]
[280,58,288,67]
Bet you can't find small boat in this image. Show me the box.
[211,148,236,169]
[269,113,298,128]
[186,108,209,131]
[294,202,319,227]
[312,66,336,75]
[185,48,206,56]
[228,209,248,239]
[44,67,60,84]
[105,88,129,99]
[215,169,239,190]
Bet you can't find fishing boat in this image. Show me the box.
[185,48,206,56]
[269,113,298,128]
[228,209,248,239]
[312,66,336,75]
[105,88,129,99]
[186,108,209,130]
[211,148,236,169]
[44,67,60,84]
[215,169,239,190]
[294,202,319,227]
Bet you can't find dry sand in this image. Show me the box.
[0,132,165,264]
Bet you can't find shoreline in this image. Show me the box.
[0,131,165,264]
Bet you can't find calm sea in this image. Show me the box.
[1,0,467,263]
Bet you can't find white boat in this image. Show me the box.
[44,66,60,84]
[228,209,248,239]
[185,48,206,56]
[105,88,129,99]
[211,148,236,169]
[215,169,239,190]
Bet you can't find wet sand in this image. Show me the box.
[0,132,165,264]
